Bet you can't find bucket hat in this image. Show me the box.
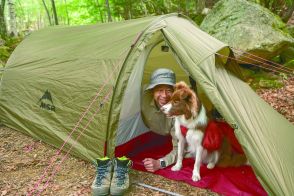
[145,68,176,90]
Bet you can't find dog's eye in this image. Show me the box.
[173,100,180,105]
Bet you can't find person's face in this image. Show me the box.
[152,84,174,108]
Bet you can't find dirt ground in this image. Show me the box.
[1,77,293,196]
[0,126,218,196]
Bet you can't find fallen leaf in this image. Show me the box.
[1,190,8,196]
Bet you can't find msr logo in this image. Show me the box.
[38,90,56,112]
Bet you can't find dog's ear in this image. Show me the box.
[179,89,191,101]
[175,81,189,90]
[185,111,192,120]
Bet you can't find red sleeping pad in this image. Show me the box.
[115,130,267,196]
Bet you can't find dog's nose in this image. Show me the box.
[160,105,166,112]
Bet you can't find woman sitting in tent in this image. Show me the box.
[141,68,178,172]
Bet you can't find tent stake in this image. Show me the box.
[133,182,183,196]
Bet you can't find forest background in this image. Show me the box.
[1,0,294,54]
[1,0,294,86]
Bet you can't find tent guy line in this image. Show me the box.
[232,47,294,72]
[37,90,113,195]
[28,88,113,195]
[216,52,294,75]
[27,46,129,195]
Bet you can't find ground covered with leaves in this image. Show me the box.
[0,126,217,196]
[0,77,293,196]
[257,77,294,123]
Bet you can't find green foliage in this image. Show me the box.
[2,0,291,34]
[249,0,294,21]
[284,60,294,69]
[258,78,284,88]
[11,0,212,28]
[0,36,23,66]
[242,67,286,89]
[287,25,294,37]
[0,46,10,60]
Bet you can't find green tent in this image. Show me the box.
[0,14,293,195]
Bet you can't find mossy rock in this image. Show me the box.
[200,0,294,63]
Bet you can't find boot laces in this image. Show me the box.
[95,164,109,185]
[116,166,128,186]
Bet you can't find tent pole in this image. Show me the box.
[133,182,183,196]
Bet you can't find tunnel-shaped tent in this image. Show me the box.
[0,14,293,195]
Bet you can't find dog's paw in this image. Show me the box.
[192,173,201,182]
[207,162,216,169]
[171,164,182,171]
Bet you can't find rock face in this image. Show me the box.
[200,0,294,64]
[281,25,294,68]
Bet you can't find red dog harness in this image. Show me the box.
[180,121,244,154]
[180,125,189,137]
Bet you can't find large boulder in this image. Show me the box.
[280,25,294,69]
[200,0,294,64]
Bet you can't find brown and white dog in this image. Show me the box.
[161,81,219,181]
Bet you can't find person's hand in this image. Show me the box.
[142,158,161,172]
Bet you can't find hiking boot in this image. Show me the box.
[92,157,112,196]
[110,156,132,195]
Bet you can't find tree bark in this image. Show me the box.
[95,0,104,23]
[0,0,7,38]
[7,0,17,36]
[195,0,205,14]
[283,6,294,23]
[105,0,112,22]
[287,10,294,25]
[42,0,52,25]
[64,0,70,25]
[141,0,148,16]
[51,0,58,25]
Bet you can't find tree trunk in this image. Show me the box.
[7,0,17,36]
[141,0,148,16]
[128,1,132,19]
[95,0,104,23]
[64,0,70,25]
[51,0,58,25]
[195,0,205,14]
[42,0,52,25]
[105,0,112,22]
[123,3,130,20]
[0,0,7,38]
[283,6,294,23]
[288,10,294,25]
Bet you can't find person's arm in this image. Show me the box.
[142,127,178,172]
[160,127,178,167]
